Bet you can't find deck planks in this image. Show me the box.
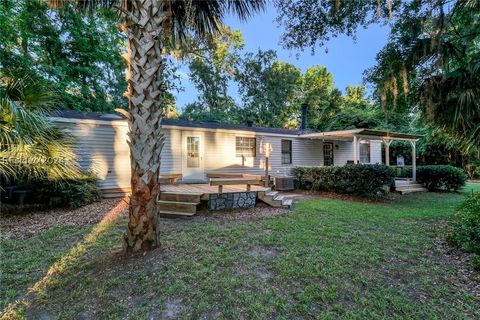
[160,183,269,195]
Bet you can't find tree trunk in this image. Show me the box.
[122,1,170,252]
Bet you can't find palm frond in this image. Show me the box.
[0,71,82,181]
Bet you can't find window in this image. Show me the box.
[236,137,256,157]
[186,136,200,168]
[281,140,292,164]
[323,142,334,166]
[360,143,370,163]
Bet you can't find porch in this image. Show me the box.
[302,129,423,181]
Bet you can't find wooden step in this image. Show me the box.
[398,187,428,195]
[396,184,423,190]
[282,199,293,208]
[157,200,198,214]
[258,192,283,207]
[160,210,196,217]
[266,191,279,197]
[159,192,202,203]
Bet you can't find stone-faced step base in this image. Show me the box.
[209,192,256,211]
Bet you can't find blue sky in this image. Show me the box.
[175,4,390,110]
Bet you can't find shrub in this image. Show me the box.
[292,164,394,198]
[464,162,480,180]
[33,172,102,208]
[416,165,466,191]
[2,171,102,209]
[448,192,480,269]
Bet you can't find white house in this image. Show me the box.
[50,110,421,196]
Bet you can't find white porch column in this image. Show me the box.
[382,138,392,166]
[353,135,358,164]
[410,140,417,181]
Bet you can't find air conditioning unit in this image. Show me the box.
[275,176,294,191]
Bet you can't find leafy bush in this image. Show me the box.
[2,171,102,209]
[464,162,480,180]
[448,192,480,269]
[415,165,466,191]
[33,172,102,208]
[391,166,412,178]
[292,164,394,198]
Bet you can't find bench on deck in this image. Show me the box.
[207,173,269,186]
[159,173,182,184]
[209,177,261,194]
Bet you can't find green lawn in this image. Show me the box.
[1,184,479,319]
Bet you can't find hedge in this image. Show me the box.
[415,165,466,191]
[33,172,102,208]
[292,164,394,198]
[448,192,480,269]
[2,171,102,209]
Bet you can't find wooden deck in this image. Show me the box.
[160,183,269,200]
[158,183,291,216]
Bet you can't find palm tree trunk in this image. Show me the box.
[122,1,170,252]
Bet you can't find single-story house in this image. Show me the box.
[50,110,421,196]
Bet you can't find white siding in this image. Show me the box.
[158,130,324,179]
[333,140,354,165]
[370,142,382,164]
[57,121,131,190]
[332,139,383,165]
[159,128,182,174]
[56,119,384,189]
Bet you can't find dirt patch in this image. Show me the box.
[193,204,289,222]
[161,298,184,319]
[0,197,129,239]
[249,246,278,260]
[433,229,480,298]
[200,309,221,320]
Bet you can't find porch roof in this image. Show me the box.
[300,129,422,141]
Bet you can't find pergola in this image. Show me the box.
[301,129,423,181]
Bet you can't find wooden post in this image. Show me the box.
[410,140,417,181]
[218,185,223,194]
[382,138,392,166]
[353,135,358,164]
[247,184,251,192]
[264,156,269,187]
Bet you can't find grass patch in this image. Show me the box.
[1,184,479,319]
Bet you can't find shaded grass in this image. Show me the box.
[1,184,479,319]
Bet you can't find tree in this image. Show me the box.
[47,0,266,252]
[326,85,382,131]
[181,27,244,123]
[0,71,81,181]
[274,0,479,151]
[236,50,302,127]
[274,0,398,52]
[0,0,127,111]
[296,65,336,130]
[366,0,480,152]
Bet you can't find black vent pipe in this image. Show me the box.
[301,104,307,130]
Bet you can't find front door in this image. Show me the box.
[323,142,334,166]
[182,132,205,181]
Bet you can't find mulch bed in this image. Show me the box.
[0,197,129,240]
[433,232,480,298]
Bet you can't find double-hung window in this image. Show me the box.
[281,140,292,164]
[236,137,256,157]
